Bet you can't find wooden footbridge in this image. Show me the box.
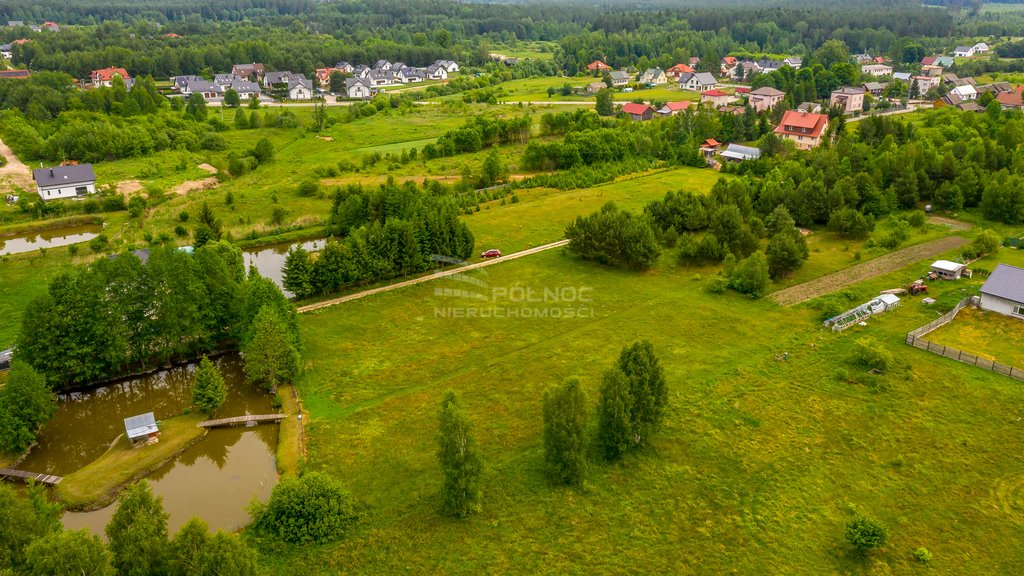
[197,414,286,429]
[0,468,63,485]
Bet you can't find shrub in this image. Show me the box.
[199,133,228,151]
[845,515,888,553]
[178,210,190,222]
[89,234,109,253]
[127,195,147,218]
[914,547,932,562]
[878,219,910,250]
[850,337,894,372]
[296,179,320,197]
[705,276,728,294]
[906,210,926,227]
[251,472,356,544]
[962,229,1001,260]
[728,252,769,297]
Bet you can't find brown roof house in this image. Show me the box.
[774,110,829,150]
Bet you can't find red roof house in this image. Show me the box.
[90,67,130,87]
[701,89,732,108]
[586,60,612,72]
[657,101,693,115]
[996,90,1023,109]
[774,110,829,150]
[921,56,937,66]
[621,102,655,121]
[666,63,696,79]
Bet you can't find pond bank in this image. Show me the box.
[56,413,208,511]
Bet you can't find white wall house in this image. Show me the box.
[33,164,97,200]
[980,264,1024,318]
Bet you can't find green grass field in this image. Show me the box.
[927,305,1024,367]
[272,235,1024,575]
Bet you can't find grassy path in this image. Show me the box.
[297,239,570,314]
[770,235,970,306]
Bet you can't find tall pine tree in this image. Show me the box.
[436,391,483,517]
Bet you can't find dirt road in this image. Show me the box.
[298,239,570,314]
[770,236,970,306]
[0,136,34,191]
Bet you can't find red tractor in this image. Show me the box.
[907,280,928,296]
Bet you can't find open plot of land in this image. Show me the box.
[927,307,1024,367]
[278,246,1024,575]
[771,235,970,306]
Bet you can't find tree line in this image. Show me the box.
[282,181,474,299]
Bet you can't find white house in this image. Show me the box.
[33,164,97,200]
[425,64,448,81]
[953,45,975,58]
[861,64,892,76]
[639,67,667,85]
[609,70,630,86]
[679,72,717,92]
[0,43,11,59]
[434,59,459,73]
[346,77,375,99]
[973,42,989,55]
[949,84,978,100]
[287,77,312,100]
[980,264,1024,318]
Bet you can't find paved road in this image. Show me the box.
[297,239,571,314]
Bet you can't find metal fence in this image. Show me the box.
[905,296,1024,381]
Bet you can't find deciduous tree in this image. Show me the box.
[105,481,169,576]
[23,529,114,576]
[542,378,589,486]
[436,391,483,517]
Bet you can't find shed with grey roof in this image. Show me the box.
[124,412,160,445]
[33,164,97,201]
[980,264,1024,318]
[720,144,761,162]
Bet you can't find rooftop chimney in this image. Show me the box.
[49,168,53,176]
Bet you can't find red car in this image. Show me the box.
[481,249,502,258]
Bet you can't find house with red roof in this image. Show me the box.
[621,102,654,121]
[586,60,612,72]
[689,56,701,67]
[774,110,829,150]
[700,89,732,108]
[657,101,693,116]
[996,90,1023,109]
[164,33,182,38]
[41,21,59,32]
[90,67,130,88]
[666,63,695,80]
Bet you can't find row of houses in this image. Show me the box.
[343,59,460,99]
[6,20,59,32]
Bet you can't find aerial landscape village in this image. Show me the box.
[1,0,1024,574]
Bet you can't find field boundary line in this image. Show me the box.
[297,240,570,314]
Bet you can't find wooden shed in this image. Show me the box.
[124,412,160,446]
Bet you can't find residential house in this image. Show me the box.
[921,65,944,77]
[996,90,1022,110]
[366,71,396,87]
[959,102,985,113]
[657,101,693,116]
[7,21,23,27]
[666,63,695,80]
[892,72,912,83]
[397,68,425,83]
[33,164,97,200]
[720,56,738,74]
[774,110,830,150]
[0,69,29,79]
[953,45,976,58]
[874,56,888,64]
[316,67,339,89]
[40,21,59,32]
[854,53,874,64]
[861,64,892,76]
[434,60,459,73]
[639,67,667,85]
[783,56,802,69]
[335,61,354,74]
[830,86,865,113]
[372,60,392,71]
[941,73,960,86]
[90,67,130,88]
[700,89,732,108]
[689,56,701,67]
[720,144,761,162]
[213,73,242,85]
[29,26,40,32]
[170,75,203,92]
[748,86,784,113]
[949,84,978,101]
[979,264,1024,318]
[425,64,448,81]
[756,59,785,73]
[942,92,964,108]
[345,77,376,100]
[679,72,717,92]
[973,42,990,55]
[863,82,884,96]
[183,79,223,99]
[912,75,940,94]
[225,80,262,100]
[264,70,301,89]
[796,101,823,114]
[718,106,745,116]
[586,82,606,94]
[934,56,955,67]
[586,60,612,72]
[353,65,371,78]
[727,60,760,81]
[231,63,265,82]
[391,62,407,73]
[700,138,720,158]
[0,43,11,59]
[621,102,654,121]
[287,77,313,100]
[609,70,630,87]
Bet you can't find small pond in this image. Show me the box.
[242,239,324,297]
[0,223,103,256]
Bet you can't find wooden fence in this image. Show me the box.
[905,296,1024,381]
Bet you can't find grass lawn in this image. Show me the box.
[926,306,1024,366]
[276,384,305,478]
[272,238,1024,575]
[56,413,206,510]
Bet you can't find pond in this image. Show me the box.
[242,239,324,297]
[0,223,103,256]
[18,355,278,535]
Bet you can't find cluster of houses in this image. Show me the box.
[169,64,298,102]
[343,59,459,99]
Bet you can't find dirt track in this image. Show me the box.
[0,135,33,191]
[770,236,970,306]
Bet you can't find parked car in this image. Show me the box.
[481,249,502,258]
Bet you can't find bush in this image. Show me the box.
[251,472,356,544]
[850,337,894,372]
[89,234,109,253]
[878,219,910,250]
[962,229,1001,260]
[199,133,228,151]
[564,203,661,270]
[914,547,932,562]
[728,252,769,297]
[705,276,728,294]
[906,210,927,227]
[127,195,147,218]
[296,179,320,198]
[845,515,888,553]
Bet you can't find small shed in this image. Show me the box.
[930,260,966,280]
[720,144,761,162]
[868,293,901,313]
[124,412,159,446]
